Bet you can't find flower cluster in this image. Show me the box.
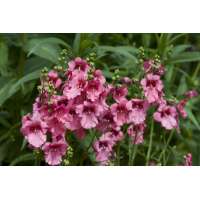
[141,60,198,131]
[21,57,198,165]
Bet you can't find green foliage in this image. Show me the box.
[0,33,199,165]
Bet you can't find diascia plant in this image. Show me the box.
[20,55,198,166]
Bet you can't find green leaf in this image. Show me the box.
[0,140,10,162]
[98,46,138,62]
[9,70,41,95]
[0,79,16,106]
[169,52,200,64]
[0,70,40,106]
[26,37,69,63]
[0,41,8,76]
[177,76,187,96]
[169,33,186,44]
[10,153,35,166]
[170,44,191,57]
[24,57,52,74]
[73,33,81,56]
[187,109,200,130]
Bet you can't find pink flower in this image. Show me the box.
[184,153,192,166]
[63,73,87,99]
[47,117,66,137]
[143,60,153,73]
[129,99,149,124]
[48,70,62,88]
[154,103,178,130]
[111,100,132,126]
[185,90,198,99]
[86,79,104,102]
[104,128,123,143]
[176,90,198,119]
[94,87,110,113]
[141,73,163,104]
[68,57,90,74]
[121,77,132,85]
[143,60,165,76]
[156,64,165,76]
[93,69,106,84]
[176,99,187,119]
[42,141,68,166]
[112,86,128,103]
[76,101,100,129]
[50,104,68,122]
[65,101,81,130]
[33,98,50,120]
[127,123,145,144]
[21,113,47,148]
[51,95,68,106]
[97,110,116,133]
[93,134,113,165]
[52,133,66,143]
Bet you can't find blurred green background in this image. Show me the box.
[0,33,199,165]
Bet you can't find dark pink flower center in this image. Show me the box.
[99,141,108,150]
[56,107,65,116]
[49,143,62,153]
[103,113,114,123]
[117,105,127,114]
[147,80,157,87]
[69,108,76,116]
[132,101,144,109]
[83,105,95,114]
[29,123,42,133]
[112,130,119,137]
[88,80,99,91]
[75,62,87,71]
[77,79,85,89]
[161,108,171,117]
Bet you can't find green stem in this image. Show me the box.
[80,130,96,165]
[192,63,200,81]
[128,137,138,166]
[86,130,96,152]
[146,119,154,166]
[128,137,132,165]
[158,131,174,165]
[131,145,138,165]
[116,143,121,166]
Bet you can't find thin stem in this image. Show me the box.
[158,130,174,164]
[131,145,138,165]
[128,137,138,166]
[146,118,154,166]
[86,130,96,152]
[192,63,200,81]
[128,137,132,165]
[116,143,121,166]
